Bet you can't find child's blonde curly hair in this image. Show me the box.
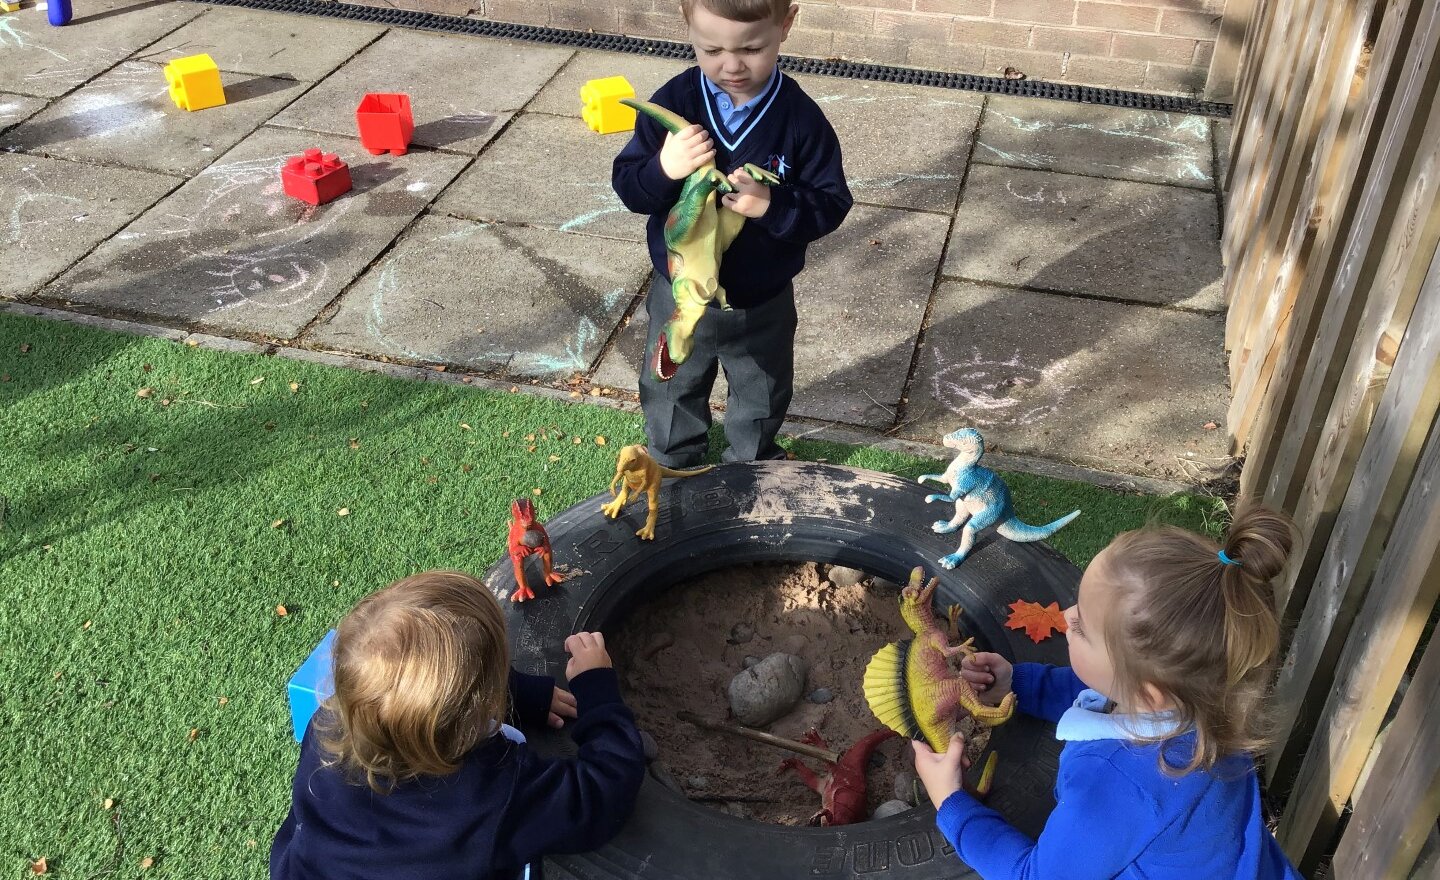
[315,570,510,793]
[1101,506,1296,773]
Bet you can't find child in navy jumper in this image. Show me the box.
[611,0,852,468]
[912,508,1305,880]
[270,570,646,880]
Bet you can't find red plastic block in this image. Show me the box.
[281,149,353,206]
[355,93,414,156]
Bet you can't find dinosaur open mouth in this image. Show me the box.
[654,333,678,381]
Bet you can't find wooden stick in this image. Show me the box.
[676,711,841,764]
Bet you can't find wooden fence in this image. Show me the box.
[1221,0,1440,874]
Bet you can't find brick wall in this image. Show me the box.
[412,0,1225,96]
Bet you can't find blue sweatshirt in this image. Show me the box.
[937,663,1303,880]
[270,668,646,880]
[611,67,853,308]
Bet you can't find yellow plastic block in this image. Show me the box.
[164,53,225,112]
[580,76,636,135]
[0,1,23,12]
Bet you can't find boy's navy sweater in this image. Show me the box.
[270,668,645,880]
[937,663,1302,880]
[612,68,852,308]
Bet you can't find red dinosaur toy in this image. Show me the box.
[508,497,563,602]
[778,728,898,826]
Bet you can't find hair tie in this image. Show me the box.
[1218,549,1242,567]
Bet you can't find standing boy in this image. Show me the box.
[612,0,852,467]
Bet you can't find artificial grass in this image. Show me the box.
[0,312,1225,877]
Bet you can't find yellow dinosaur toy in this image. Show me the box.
[864,567,1016,755]
[601,445,714,540]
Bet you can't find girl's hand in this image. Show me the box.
[564,631,613,680]
[962,651,1014,706]
[659,124,716,180]
[911,734,970,807]
[721,169,771,218]
[547,687,578,728]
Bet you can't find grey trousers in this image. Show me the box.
[640,273,797,468]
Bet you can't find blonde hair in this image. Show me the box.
[1099,506,1295,774]
[681,0,791,23]
[315,570,510,793]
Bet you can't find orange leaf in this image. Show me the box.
[1005,599,1068,643]
[30,857,47,875]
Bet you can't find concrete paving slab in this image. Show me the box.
[945,164,1224,311]
[434,113,645,241]
[593,204,947,428]
[903,281,1231,481]
[0,93,48,135]
[309,215,651,378]
[5,60,307,176]
[269,29,571,154]
[973,96,1214,189]
[132,6,383,81]
[526,50,687,118]
[0,152,175,298]
[795,74,982,214]
[42,126,469,339]
[0,0,203,99]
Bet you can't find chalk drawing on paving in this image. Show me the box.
[930,347,1075,427]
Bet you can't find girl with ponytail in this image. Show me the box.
[912,506,1305,879]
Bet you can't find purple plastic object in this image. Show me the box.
[47,0,72,25]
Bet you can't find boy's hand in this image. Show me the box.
[912,733,969,808]
[564,631,613,680]
[721,169,770,218]
[961,651,1014,707]
[547,686,578,728]
[659,124,715,180]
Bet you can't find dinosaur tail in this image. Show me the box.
[619,98,693,135]
[996,510,1080,543]
[656,463,717,478]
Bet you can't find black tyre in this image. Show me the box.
[483,461,1079,880]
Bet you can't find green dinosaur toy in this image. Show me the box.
[619,98,781,381]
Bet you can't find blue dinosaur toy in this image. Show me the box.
[917,428,1080,569]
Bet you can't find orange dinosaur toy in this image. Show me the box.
[508,497,563,602]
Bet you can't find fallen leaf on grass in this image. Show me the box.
[548,455,561,462]
[218,696,229,706]
[187,727,200,741]
[531,488,542,496]
[461,464,474,473]
[140,856,154,869]
[184,339,200,347]
[589,388,602,397]
[271,519,286,529]
[276,604,289,616]
[1005,600,1068,643]
[82,620,92,630]
[1,374,10,382]
[30,857,47,874]
[337,508,349,517]
[509,386,519,393]
[103,797,114,810]
[595,436,607,446]
[348,438,360,449]
[572,437,582,445]
[20,343,32,353]
[136,388,153,399]
[249,377,265,386]
[289,382,301,393]
[459,423,472,431]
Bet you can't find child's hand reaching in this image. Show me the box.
[564,631,613,680]
[659,124,716,180]
[961,651,1014,706]
[721,168,771,218]
[912,733,970,808]
[547,687,578,728]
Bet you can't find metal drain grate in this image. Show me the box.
[207,0,1233,118]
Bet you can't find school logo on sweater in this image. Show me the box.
[765,153,789,181]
